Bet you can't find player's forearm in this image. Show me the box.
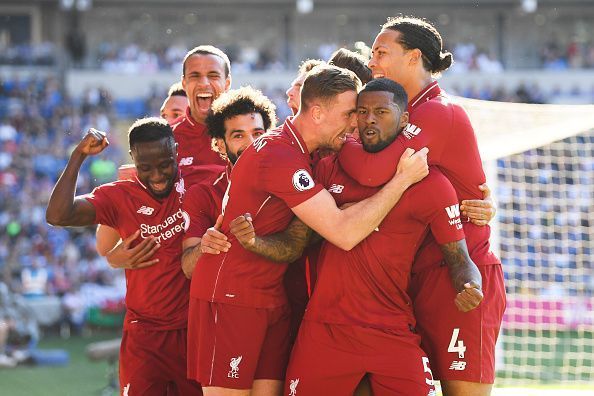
[96,225,122,256]
[338,138,397,187]
[46,150,87,226]
[248,222,313,263]
[439,240,482,291]
[181,244,201,279]
[330,174,411,250]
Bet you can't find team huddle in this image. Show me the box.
[46,16,506,396]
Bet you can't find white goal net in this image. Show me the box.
[460,98,594,385]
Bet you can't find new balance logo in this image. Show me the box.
[328,184,344,194]
[136,206,155,215]
[449,361,467,371]
[228,356,242,378]
[403,123,422,139]
[179,157,194,166]
[445,204,460,219]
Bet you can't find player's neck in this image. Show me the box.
[189,108,206,125]
[405,74,434,104]
[291,115,318,153]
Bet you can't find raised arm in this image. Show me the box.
[230,214,312,263]
[46,129,109,227]
[337,137,402,187]
[293,147,428,251]
[439,240,483,312]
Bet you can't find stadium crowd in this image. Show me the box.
[0,52,591,345]
[0,74,126,345]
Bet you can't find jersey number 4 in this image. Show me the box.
[448,328,466,358]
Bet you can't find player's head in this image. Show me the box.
[128,117,178,199]
[160,82,188,124]
[299,64,361,152]
[329,48,373,85]
[286,59,325,115]
[182,45,232,124]
[357,78,409,153]
[369,16,453,86]
[206,86,276,165]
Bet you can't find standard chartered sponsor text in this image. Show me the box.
[140,208,186,243]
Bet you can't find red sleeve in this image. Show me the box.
[337,136,407,187]
[409,170,465,244]
[182,184,218,240]
[259,146,323,208]
[83,183,121,228]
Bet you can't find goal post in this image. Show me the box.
[459,97,594,385]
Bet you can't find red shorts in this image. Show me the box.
[187,298,290,390]
[119,327,202,396]
[410,263,506,383]
[285,320,436,396]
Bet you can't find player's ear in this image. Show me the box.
[224,75,232,92]
[310,104,323,124]
[409,48,422,66]
[399,111,409,129]
[215,138,227,159]
[128,149,134,160]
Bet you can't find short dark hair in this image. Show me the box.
[167,82,186,98]
[300,65,361,110]
[360,78,408,111]
[382,15,453,74]
[298,58,325,75]
[182,45,231,77]
[128,117,175,150]
[206,86,277,140]
[329,48,372,84]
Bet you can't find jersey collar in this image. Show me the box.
[284,117,309,157]
[408,80,441,113]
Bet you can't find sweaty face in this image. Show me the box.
[357,90,407,153]
[286,72,307,116]
[217,112,266,164]
[368,29,413,86]
[160,95,188,125]
[318,90,358,152]
[130,138,178,199]
[182,54,231,124]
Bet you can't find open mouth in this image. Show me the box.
[373,73,385,79]
[150,181,169,194]
[363,128,379,138]
[196,92,213,113]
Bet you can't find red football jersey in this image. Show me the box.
[192,119,324,308]
[182,167,229,242]
[84,165,224,330]
[172,107,226,167]
[338,81,498,271]
[305,157,465,330]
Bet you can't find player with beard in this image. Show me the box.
[181,86,280,280]
[46,118,224,395]
[338,16,505,396]
[190,65,429,396]
[284,78,482,396]
[174,45,230,167]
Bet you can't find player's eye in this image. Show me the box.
[357,109,367,115]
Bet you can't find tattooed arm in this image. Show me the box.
[439,240,484,312]
[230,214,313,263]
